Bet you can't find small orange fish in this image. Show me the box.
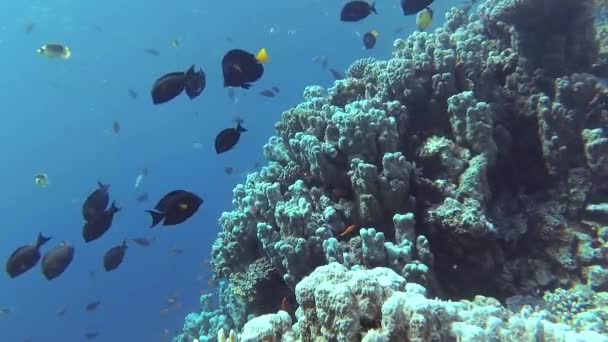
[339,224,356,237]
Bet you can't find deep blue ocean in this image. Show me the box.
[1,1,453,340]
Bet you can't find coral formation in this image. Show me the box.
[175,0,608,340]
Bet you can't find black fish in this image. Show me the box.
[85,300,101,312]
[128,89,137,99]
[151,72,185,104]
[85,332,100,340]
[363,31,378,49]
[151,65,205,104]
[56,305,68,316]
[259,89,275,97]
[6,233,51,278]
[136,192,149,203]
[146,190,203,227]
[222,49,264,89]
[329,68,344,80]
[131,237,154,247]
[272,86,280,93]
[144,48,160,56]
[227,88,237,103]
[103,241,127,271]
[340,1,377,22]
[25,23,35,35]
[215,121,247,154]
[401,0,433,15]
[184,65,206,99]
[82,202,120,243]
[41,242,74,280]
[82,181,109,222]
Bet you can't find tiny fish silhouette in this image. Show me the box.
[112,121,120,134]
[128,89,137,99]
[329,68,344,80]
[144,48,160,56]
[85,300,101,312]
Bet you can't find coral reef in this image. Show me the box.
[175,0,608,340]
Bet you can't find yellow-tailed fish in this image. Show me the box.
[256,48,269,63]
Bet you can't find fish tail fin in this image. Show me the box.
[37,232,51,247]
[370,1,377,14]
[111,201,121,213]
[98,181,109,190]
[146,210,165,228]
[236,123,247,133]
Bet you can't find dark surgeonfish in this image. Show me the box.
[401,0,433,15]
[340,1,377,22]
[41,242,74,280]
[85,300,101,312]
[215,120,247,154]
[103,241,127,271]
[85,332,100,340]
[184,66,206,99]
[6,233,51,278]
[363,30,379,49]
[151,65,205,105]
[222,48,268,89]
[131,236,155,247]
[82,182,109,222]
[82,202,120,243]
[146,190,203,228]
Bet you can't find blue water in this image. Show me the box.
[0,0,452,340]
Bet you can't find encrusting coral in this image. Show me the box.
[174,0,608,340]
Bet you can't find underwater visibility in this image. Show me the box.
[2,0,608,341]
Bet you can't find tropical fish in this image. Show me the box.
[6,233,51,278]
[259,89,276,97]
[416,7,433,31]
[215,120,247,154]
[146,190,203,227]
[329,68,344,80]
[85,332,100,340]
[56,305,68,316]
[339,224,357,237]
[82,181,110,222]
[340,1,377,22]
[112,120,120,134]
[131,236,155,247]
[85,300,101,312]
[136,192,149,203]
[34,173,50,187]
[362,30,379,49]
[103,241,127,271]
[222,48,268,89]
[37,43,71,59]
[82,202,120,243]
[151,65,205,104]
[25,23,35,35]
[144,48,160,56]
[41,242,75,280]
